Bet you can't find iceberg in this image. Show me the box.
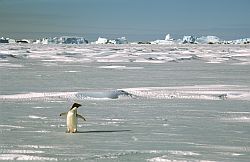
[225,38,250,44]
[0,37,8,43]
[114,37,128,44]
[151,34,175,45]
[182,36,196,44]
[196,36,220,44]
[1,34,250,45]
[94,37,128,44]
[0,37,16,43]
[95,37,109,44]
[16,39,30,44]
[60,36,88,44]
[7,38,16,44]
[34,36,88,44]
[41,38,49,44]
[165,34,172,41]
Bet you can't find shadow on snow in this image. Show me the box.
[77,130,131,133]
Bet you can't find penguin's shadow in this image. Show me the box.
[77,130,131,134]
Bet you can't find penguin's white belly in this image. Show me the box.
[66,111,77,133]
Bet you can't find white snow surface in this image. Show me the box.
[1,43,250,65]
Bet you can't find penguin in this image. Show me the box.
[60,103,86,133]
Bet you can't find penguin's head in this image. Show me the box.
[70,103,82,110]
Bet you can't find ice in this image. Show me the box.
[1,85,249,101]
[196,36,220,44]
[2,149,44,154]
[148,157,215,162]
[1,43,250,161]
[98,65,144,70]
[225,38,250,44]
[220,111,250,123]
[147,156,172,162]
[0,125,24,129]
[151,34,175,45]
[28,115,47,120]
[2,35,250,45]
[0,62,24,67]
[123,85,250,101]
[182,36,196,44]
[167,150,200,156]
[33,36,88,44]
[0,154,57,161]
[114,37,128,44]
[0,37,8,43]
[1,43,250,65]
[93,37,128,44]
[95,37,109,44]
[164,34,172,41]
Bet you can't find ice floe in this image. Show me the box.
[0,125,24,129]
[0,85,249,101]
[0,154,57,161]
[1,43,250,66]
[98,65,143,70]
[28,115,47,120]
[151,34,175,45]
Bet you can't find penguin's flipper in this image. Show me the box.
[77,114,86,121]
[59,112,67,116]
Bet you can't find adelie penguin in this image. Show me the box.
[60,103,86,133]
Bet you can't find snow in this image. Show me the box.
[0,42,250,161]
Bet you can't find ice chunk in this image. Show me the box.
[60,36,88,44]
[35,36,88,44]
[114,37,128,44]
[197,36,220,44]
[165,34,173,41]
[225,38,250,44]
[151,34,174,45]
[183,36,196,44]
[94,37,128,44]
[0,37,9,43]
[95,37,109,44]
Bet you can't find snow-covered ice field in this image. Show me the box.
[0,44,250,161]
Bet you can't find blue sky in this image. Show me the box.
[0,0,249,41]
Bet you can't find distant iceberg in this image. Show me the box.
[182,35,221,44]
[182,36,197,44]
[0,37,8,43]
[114,37,128,44]
[94,37,109,44]
[60,36,88,44]
[1,34,250,45]
[34,36,88,44]
[151,34,175,45]
[16,39,31,44]
[94,37,128,44]
[224,38,250,44]
[196,36,220,44]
